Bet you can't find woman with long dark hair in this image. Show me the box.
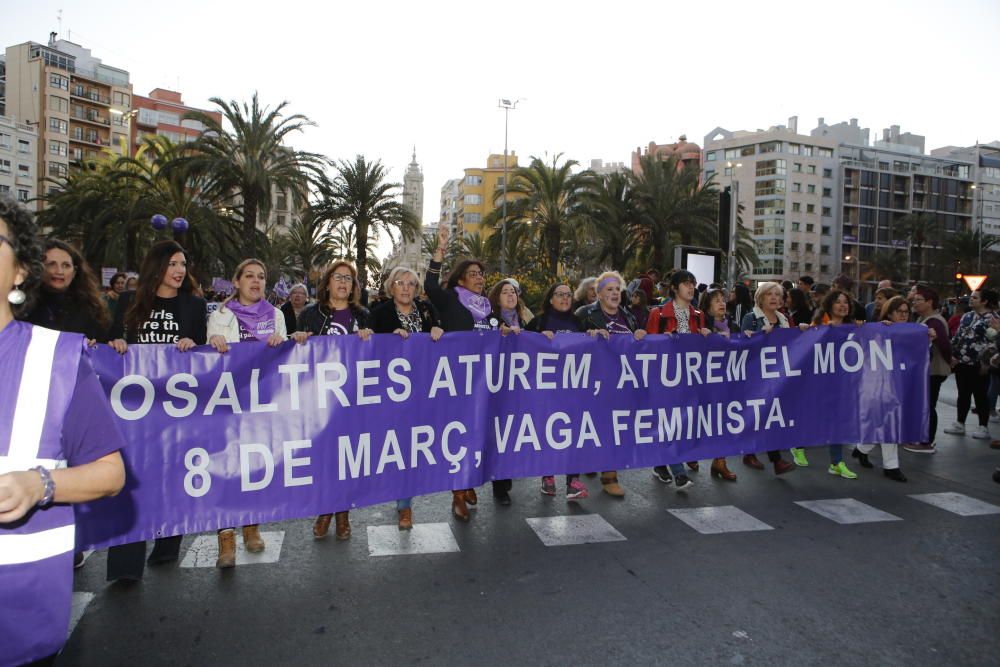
[0,199,126,667]
[787,287,813,328]
[24,239,110,342]
[207,258,301,567]
[905,286,951,454]
[808,289,860,479]
[105,240,208,583]
[298,260,372,541]
[424,224,501,520]
[576,270,647,497]
[527,282,590,500]
[727,283,753,327]
[372,266,444,528]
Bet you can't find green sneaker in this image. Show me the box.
[791,448,809,467]
[828,462,858,479]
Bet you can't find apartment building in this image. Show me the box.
[703,119,840,283]
[2,34,132,202]
[0,115,38,208]
[459,153,518,237]
[931,142,1000,240]
[132,88,220,149]
[632,137,701,174]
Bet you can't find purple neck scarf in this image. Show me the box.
[455,286,491,322]
[226,299,276,341]
[500,308,519,327]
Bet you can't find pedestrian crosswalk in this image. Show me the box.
[668,506,775,534]
[909,492,1000,516]
[526,514,627,546]
[179,531,286,568]
[367,523,460,556]
[794,498,902,524]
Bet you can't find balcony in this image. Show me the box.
[71,109,110,127]
[70,132,109,148]
[70,88,110,106]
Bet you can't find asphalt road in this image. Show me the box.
[60,380,1000,667]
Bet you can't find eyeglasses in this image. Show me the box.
[331,274,354,283]
[393,279,418,288]
[464,270,484,279]
[552,290,572,298]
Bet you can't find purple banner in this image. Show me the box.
[77,325,930,549]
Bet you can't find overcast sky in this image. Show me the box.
[4,0,998,258]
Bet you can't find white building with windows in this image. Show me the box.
[384,151,426,279]
[0,114,38,209]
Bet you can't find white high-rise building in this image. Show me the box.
[0,114,39,209]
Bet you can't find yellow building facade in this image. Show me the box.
[459,152,518,237]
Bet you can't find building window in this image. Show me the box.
[823,187,832,198]
[464,212,482,224]
[788,144,800,155]
[0,185,8,195]
[49,118,68,134]
[802,146,813,156]
[706,151,717,162]
[793,162,802,172]
[807,165,816,175]
[805,243,814,252]
[49,95,69,113]
[759,141,781,154]
[724,148,740,160]
[113,92,130,108]
[806,223,815,233]
[791,222,800,232]
[0,133,9,149]
[464,194,482,205]
[821,245,830,254]
[807,184,816,194]
[49,74,69,91]
[276,193,288,210]
[792,202,801,213]
[821,264,829,273]
[741,146,755,156]
[17,189,29,202]
[790,261,799,271]
[704,168,715,181]
[823,168,832,178]
[792,182,801,192]
[276,215,286,226]
[0,159,10,174]
[790,242,800,251]
[818,148,833,157]
[822,206,832,217]
[804,262,813,271]
[48,162,68,178]
[465,175,482,186]
[822,225,831,235]
[495,177,504,188]
[17,164,30,177]
[806,204,815,213]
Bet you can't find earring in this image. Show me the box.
[8,284,26,305]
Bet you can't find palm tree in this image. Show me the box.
[942,229,1000,280]
[867,250,908,282]
[285,212,337,281]
[315,155,419,289]
[629,154,719,269]
[182,92,329,255]
[580,171,638,272]
[893,211,940,282]
[488,154,597,278]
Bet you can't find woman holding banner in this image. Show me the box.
[299,260,372,541]
[808,290,860,479]
[849,297,910,482]
[526,283,590,500]
[738,282,798,476]
[0,198,126,666]
[371,266,444,529]
[105,240,208,583]
[207,259,306,567]
[905,286,950,454]
[423,224,500,520]
[576,270,647,497]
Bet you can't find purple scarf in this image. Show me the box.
[500,308,520,328]
[226,299,276,341]
[455,286,491,322]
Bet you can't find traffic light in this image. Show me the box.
[718,186,731,251]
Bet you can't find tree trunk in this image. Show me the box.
[243,193,258,257]
[547,226,560,279]
[356,219,368,296]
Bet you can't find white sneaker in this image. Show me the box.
[943,422,966,435]
[972,426,991,440]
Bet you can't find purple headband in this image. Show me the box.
[598,276,620,291]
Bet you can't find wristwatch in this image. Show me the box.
[31,466,55,507]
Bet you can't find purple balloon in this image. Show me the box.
[171,217,189,232]
[150,214,168,230]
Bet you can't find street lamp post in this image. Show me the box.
[498,98,521,274]
[725,161,742,289]
[972,183,983,272]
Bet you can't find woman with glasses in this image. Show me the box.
[526,283,590,500]
[851,296,910,481]
[944,288,998,441]
[280,283,310,333]
[423,224,500,520]
[298,260,373,541]
[371,266,444,529]
[576,270,647,497]
[697,287,740,482]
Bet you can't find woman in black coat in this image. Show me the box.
[371,266,444,530]
[105,240,208,583]
[24,239,111,342]
[423,224,500,520]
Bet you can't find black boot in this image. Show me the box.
[851,448,873,469]
[883,468,907,482]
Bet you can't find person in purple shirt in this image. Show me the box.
[0,198,126,667]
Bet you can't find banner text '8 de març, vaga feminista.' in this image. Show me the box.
[76,325,929,549]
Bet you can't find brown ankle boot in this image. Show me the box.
[313,514,333,540]
[452,490,469,521]
[242,524,265,552]
[398,508,413,530]
[600,472,625,497]
[710,458,737,481]
[216,529,236,569]
[464,488,478,506]
[334,511,351,540]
